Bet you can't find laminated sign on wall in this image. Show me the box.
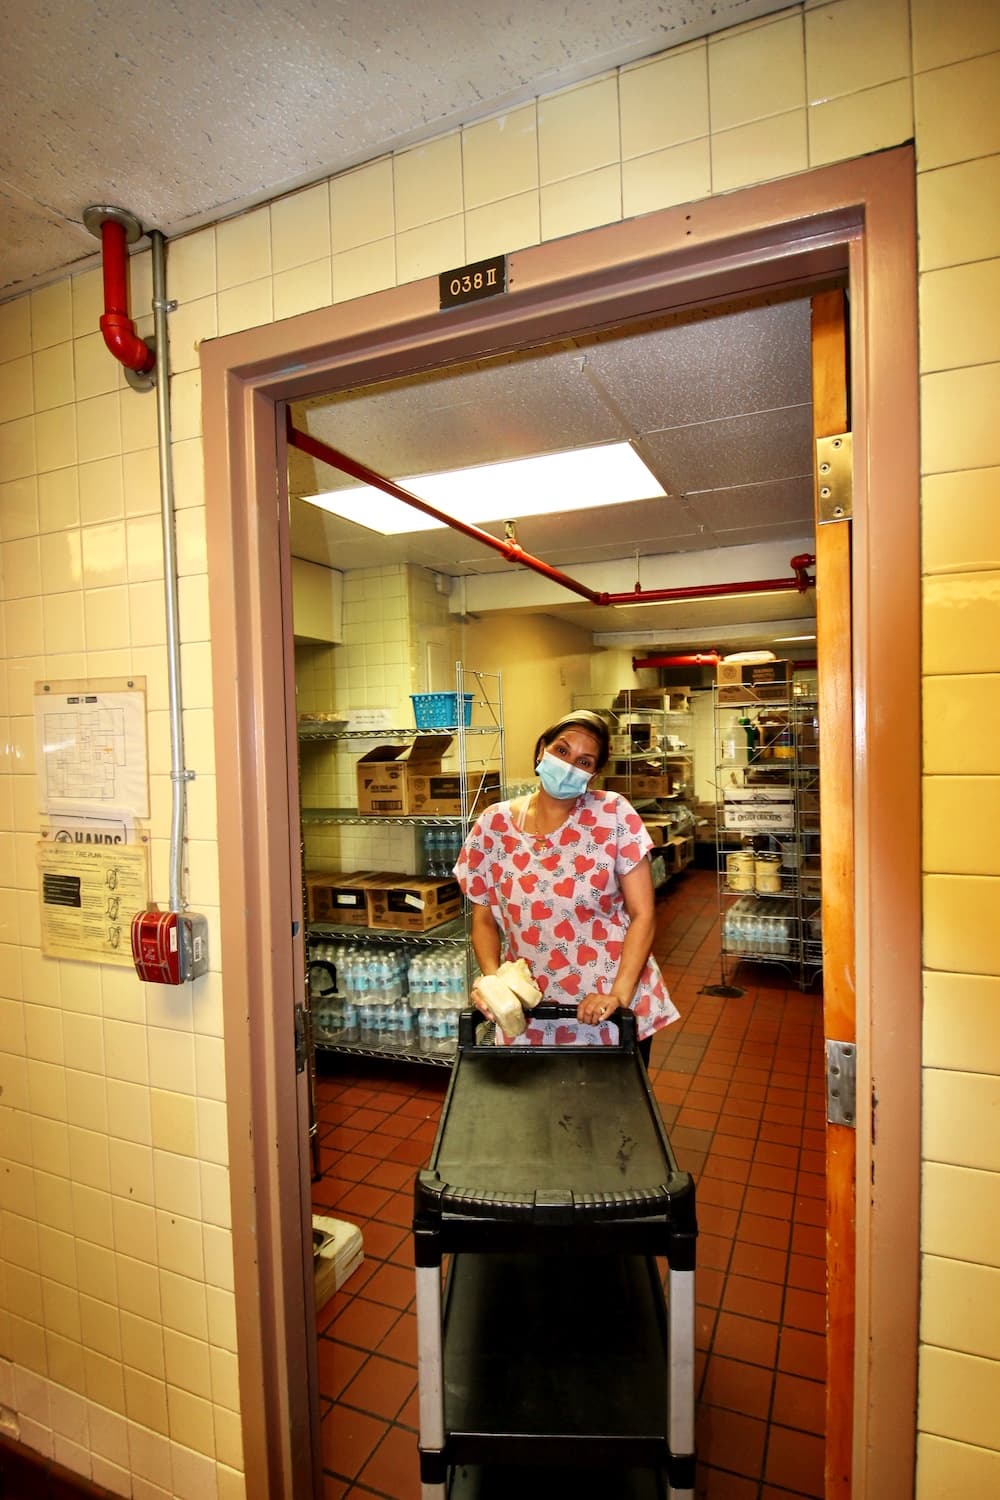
[38,841,150,966]
[34,677,149,826]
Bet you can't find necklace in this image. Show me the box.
[526,791,571,848]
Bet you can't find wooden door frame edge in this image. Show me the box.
[201,145,920,1499]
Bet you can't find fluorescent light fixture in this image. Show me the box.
[772,633,817,642]
[301,442,665,534]
[618,588,792,609]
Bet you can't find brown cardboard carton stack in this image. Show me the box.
[716,659,791,705]
[364,876,463,933]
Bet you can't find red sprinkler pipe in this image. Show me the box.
[632,652,722,669]
[97,219,155,374]
[286,418,816,606]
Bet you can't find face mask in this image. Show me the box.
[536,751,592,801]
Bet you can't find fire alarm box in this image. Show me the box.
[131,908,209,984]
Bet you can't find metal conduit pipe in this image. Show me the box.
[150,229,190,914]
[286,419,816,607]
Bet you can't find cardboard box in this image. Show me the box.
[355,735,452,815]
[364,876,463,933]
[406,769,502,818]
[306,870,390,925]
[722,787,794,832]
[604,773,674,800]
[716,659,791,705]
[612,688,691,714]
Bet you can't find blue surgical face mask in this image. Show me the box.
[535,750,593,801]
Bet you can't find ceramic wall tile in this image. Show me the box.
[166,297,219,377]
[540,165,621,243]
[924,873,1000,976]
[916,1431,1000,1500]
[808,78,912,167]
[711,109,808,193]
[2,474,41,538]
[464,192,540,262]
[923,571,1000,674]
[620,47,709,158]
[911,0,1000,73]
[79,457,125,527]
[331,236,397,304]
[70,269,104,344]
[33,345,75,412]
[394,135,464,233]
[708,13,804,132]
[914,52,1000,172]
[921,1253,1000,1360]
[31,281,73,352]
[538,76,620,186]
[923,675,1000,776]
[330,158,395,254]
[805,0,910,102]
[462,104,538,209]
[217,281,273,338]
[923,971,1000,1074]
[215,210,271,291]
[76,394,121,466]
[622,138,712,218]
[0,295,32,360]
[0,414,37,482]
[918,1344,1000,1450]
[272,259,332,322]
[395,217,465,286]
[918,157,1000,274]
[270,183,331,274]
[74,333,120,402]
[920,260,1000,373]
[921,363,1000,475]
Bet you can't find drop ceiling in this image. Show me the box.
[288,290,822,651]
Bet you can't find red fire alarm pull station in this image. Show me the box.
[131,908,209,984]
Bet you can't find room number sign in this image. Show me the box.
[439,254,508,310]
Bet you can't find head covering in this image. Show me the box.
[535,709,612,771]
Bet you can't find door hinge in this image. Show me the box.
[825,1038,856,1127]
[816,431,853,523]
[294,1002,307,1074]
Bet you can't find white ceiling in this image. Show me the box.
[4,0,814,656]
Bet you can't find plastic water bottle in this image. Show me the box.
[341,998,358,1044]
[397,1002,415,1053]
[417,1007,434,1055]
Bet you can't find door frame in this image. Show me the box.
[202,145,920,1499]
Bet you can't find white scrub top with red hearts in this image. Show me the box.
[454,789,679,1043]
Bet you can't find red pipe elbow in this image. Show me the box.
[98,220,155,374]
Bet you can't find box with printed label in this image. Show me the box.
[406,770,502,817]
[306,870,391,925]
[364,876,463,933]
[604,773,674,800]
[355,735,453,815]
[722,788,794,832]
[716,659,791,705]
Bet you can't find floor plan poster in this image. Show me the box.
[35,683,149,820]
[38,841,150,965]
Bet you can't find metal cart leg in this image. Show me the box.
[416,1261,446,1498]
[668,1265,696,1500]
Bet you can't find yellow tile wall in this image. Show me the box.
[1,1,999,1492]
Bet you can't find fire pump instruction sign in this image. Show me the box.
[37,841,150,965]
[34,679,149,825]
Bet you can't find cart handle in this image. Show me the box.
[458,1001,637,1051]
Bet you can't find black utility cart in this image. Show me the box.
[413,1005,698,1499]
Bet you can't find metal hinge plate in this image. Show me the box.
[816,432,853,523]
[826,1038,857,1127]
[294,1002,307,1074]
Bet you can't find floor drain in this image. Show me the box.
[700,983,745,997]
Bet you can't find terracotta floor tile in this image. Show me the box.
[336,1182,394,1219]
[357,1219,409,1263]
[697,1203,740,1238]
[778,1326,826,1381]
[713,1311,779,1369]
[783,1287,825,1334]
[357,1422,422,1500]
[698,1176,747,1211]
[794,1194,825,1227]
[340,1354,417,1423]
[729,1240,788,1285]
[696,1265,726,1309]
[701,1353,774,1420]
[753,1141,800,1170]
[696,1405,766,1478]
[742,1185,794,1220]
[749,1161,798,1194]
[722,1273,784,1323]
[322,1474,350,1498]
[704,1153,751,1183]
[317,1337,367,1400]
[329,1297,402,1352]
[738,1211,791,1251]
[796,1169,825,1200]
[344,1107,392,1134]
[696,1464,760,1497]
[786,1253,825,1293]
[378,1309,418,1367]
[772,1371,825,1436]
[791,1222,825,1259]
[363,1261,415,1312]
[764,1423,825,1497]
[698,1231,735,1272]
[321,1404,389,1480]
[711,1132,755,1160]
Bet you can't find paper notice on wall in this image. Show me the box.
[35,682,149,819]
[38,841,150,966]
[42,807,136,846]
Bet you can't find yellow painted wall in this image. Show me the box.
[0,1,998,1494]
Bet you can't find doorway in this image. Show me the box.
[202,146,920,1500]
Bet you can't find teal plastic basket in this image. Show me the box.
[411,692,474,729]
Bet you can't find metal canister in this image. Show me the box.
[726,849,754,891]
[754,852,782,893]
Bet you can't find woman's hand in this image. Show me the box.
[578,991,623,1027]
[470,975,498,1022]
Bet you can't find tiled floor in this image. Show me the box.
[311,866,827,1499]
